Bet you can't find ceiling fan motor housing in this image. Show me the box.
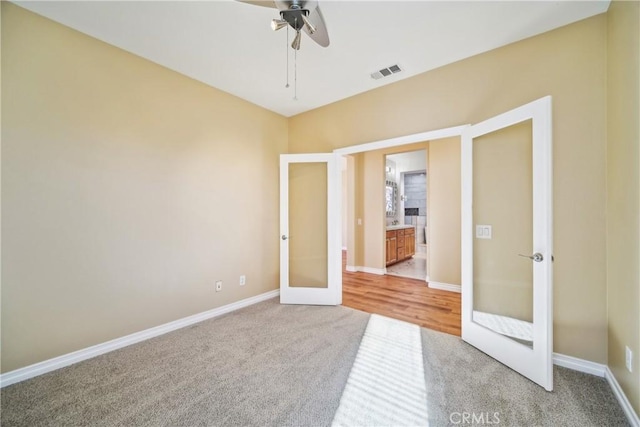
[280,8,309,31]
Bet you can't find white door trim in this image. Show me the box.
[334,125,468,156]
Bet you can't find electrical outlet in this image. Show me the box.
[215,280,222,292]
[239,275,246,286]
[626,346,633,372]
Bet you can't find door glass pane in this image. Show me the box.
[289,162,328,288]
[472,120,533,347]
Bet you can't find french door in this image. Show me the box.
[461,96,553,390]
[279,153,341,305]
[279,97,553,390]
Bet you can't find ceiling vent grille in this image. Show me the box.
[371,64,402,80]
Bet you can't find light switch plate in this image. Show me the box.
[476,225,492,239]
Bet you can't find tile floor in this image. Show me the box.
[385,255,427,281]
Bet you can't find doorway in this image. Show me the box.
[340,138,463,336]
[384,150,428,282]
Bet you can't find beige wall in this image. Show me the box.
[288,162,328,288]
[345,155,356,268]
[1,3,287,372]
[427,138,461,286]
[350,143,430,271]
[341,168,347,249]
[473,121,533,322]
[606,0,640,414]
[362,150,385,269]
[353,153,366,267]
[290,15,608,362]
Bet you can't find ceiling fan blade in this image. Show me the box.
[237,0,277,9]
[303,6,329,47]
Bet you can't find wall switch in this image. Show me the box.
[357,218,362,226]
[215,280,222,292]
[475,225,492,239]
[626,346,633,372]
[239,275,246,286]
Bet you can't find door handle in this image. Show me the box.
[518,253,543,262]
[282,235,288,241]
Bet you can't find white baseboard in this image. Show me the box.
[552,353,639,426]
[428,281,461,293]
[362,266,386,275]
[345,265,385,275]
[605,367,640,427]
[0,289,280,388]
[552,352,606,377]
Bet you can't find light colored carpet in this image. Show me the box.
[420,326,629,426]
[332,315,428,426]
[1,298,630,426]
[1,300,369,426]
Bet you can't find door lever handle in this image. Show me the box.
[518,253,543,262]
[281,235,288,241]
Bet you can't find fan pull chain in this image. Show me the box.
[294,45,298,101]
[285,26,289,88]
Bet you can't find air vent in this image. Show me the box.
[371,64,402,80]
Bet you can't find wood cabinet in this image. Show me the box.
[385,227,416,266]
[385,230,397,265]
[404,227,415,258]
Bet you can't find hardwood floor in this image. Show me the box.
[342,252,461,336]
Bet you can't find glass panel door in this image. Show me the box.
[462,97,553,390]
[473,120,534,346]
[280,154,341,305]
[288,162,328,288]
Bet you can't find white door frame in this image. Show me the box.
[334,125,468,156]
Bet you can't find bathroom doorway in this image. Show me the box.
[338,131,463,336]
[385,150,427,281]
[340,136,461,295]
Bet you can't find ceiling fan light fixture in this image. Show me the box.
[301,13,316,34]
[291,30,302,50]
[271,18,288,31]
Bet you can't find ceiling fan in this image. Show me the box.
[240,0,330,50]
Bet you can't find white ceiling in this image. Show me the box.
[16,1,610,117]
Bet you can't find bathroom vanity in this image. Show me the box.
[385,225,416,266]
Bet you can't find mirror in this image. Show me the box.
[385,180,397,217]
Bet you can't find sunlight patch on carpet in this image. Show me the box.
[331,314,429,427]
